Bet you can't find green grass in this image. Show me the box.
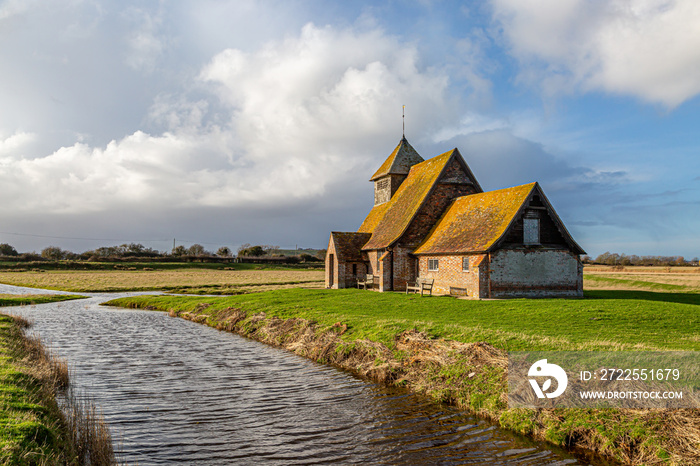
[0,295,85,307]
[0,313,70,464]
[106,288,700,352]
[585,275,699,293]
[0,295,85,463]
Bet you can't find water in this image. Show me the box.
[1,285,606,465]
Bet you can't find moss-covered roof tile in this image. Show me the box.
[413,183,536,254]
[362,150,455,250]
[358,202,390,234]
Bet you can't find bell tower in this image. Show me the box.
[370,137,424,206]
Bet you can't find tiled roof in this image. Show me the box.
[330,232,372,262]
[358,202,390,234]
[362,149,455,250]
[413,183,537,254]
[369,137,424,181]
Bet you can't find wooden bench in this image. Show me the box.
[357,274,376,290]
[406,278,434,296]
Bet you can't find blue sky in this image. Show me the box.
[0,0,698,258]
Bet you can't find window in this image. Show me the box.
[428,259,439,271]
[352,264,357,275]
[523,218,540,245]
[462,257,470,272]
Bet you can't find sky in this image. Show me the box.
[1,0,699,258]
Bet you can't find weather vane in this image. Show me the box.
[402,105,406,138]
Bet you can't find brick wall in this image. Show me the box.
[325,237,368,289]
[325,236,338,289]
[489,249,583,297]
[417,254,487,296]
[391,246,417,291]
[416,249,581,298]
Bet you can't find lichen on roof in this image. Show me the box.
[358,202,390,234]
[369,137,424,181]
[362,149,455,250]
[413,183,537,255]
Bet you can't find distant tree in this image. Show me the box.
[263,245,279,255]
[41,246,67,261]
[216,246,231,257]
[0,243,18,256]
[172,245,187,256]
[238,245,265,257]
[315,249,327,260]
[187,244,206,256]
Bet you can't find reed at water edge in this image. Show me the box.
[1,312,119,465]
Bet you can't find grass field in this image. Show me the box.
[106,287,700,352]
[0,268,324,293]
[0,294,85,307]
[584,265,700,292]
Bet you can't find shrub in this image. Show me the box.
[41,246,68,261]
[0,243,18,256]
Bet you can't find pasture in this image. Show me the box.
[0,268,324,293]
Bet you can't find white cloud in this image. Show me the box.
[123,4,166,72]
[492,0,700,107]
[0,131,36,156]
[0,22,460,215]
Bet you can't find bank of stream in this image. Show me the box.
[0,285,607,465]
[107,293,698,466]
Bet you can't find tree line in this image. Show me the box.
[0,242,324,262]
[583,252,699,266]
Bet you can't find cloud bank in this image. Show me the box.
[492,0,700,107]
[0,23,459,217]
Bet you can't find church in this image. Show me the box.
[324,137,585,298]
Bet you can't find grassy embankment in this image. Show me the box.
[0,267,324,294]
[107,277,700,466]
[0,294,116,465]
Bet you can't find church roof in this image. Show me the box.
[413,183,536,254]
[361,149,456,250]
[413,182,585,255]
[358,202,390,234]
[330,232,372,262]
[369,137,424,181]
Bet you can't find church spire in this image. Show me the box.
[370,137,424,182]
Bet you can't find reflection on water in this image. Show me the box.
[1,285,605,465]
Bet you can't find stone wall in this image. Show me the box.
[489,249,582,298]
